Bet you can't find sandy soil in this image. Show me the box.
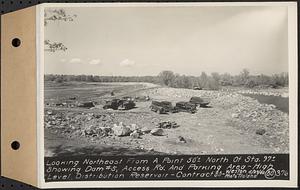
[44,82,289,156]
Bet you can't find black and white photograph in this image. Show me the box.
[40,2,297,187]
[44,4,290,156]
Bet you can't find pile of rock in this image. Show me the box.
[156,121,179,129]
[238,89,288,97]
[111,122,169,138]
[112,122,132,137]
[44,110,67,128]
[45,101,78,108]
[44,110,116,138]
[112,122,145,139]
[231,97,278,122]
[83,125,112,137]
[227,94,289,153]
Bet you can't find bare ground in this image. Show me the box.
[44,82,289,156]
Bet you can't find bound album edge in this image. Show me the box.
[1,6,38,187]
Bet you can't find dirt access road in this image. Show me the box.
[44,82,288,156]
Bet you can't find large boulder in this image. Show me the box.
[128,124,140,131]
[177,136,187,143]
[99,127,112,136]
[150,128,164,136]
[112,123,131,136]
[141,127,151,134]
[130,130,141,139]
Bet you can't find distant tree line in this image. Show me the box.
[158,69,288,89]
[44,74,159,84]
[45,69,288,90]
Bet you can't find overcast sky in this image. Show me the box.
[44,5,288,76]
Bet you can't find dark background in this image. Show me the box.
[0,0,298,189]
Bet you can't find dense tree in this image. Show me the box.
[199,72,209,88]
[271,72,288,87]
[238,68,250,85]
[220,73,233,86]
[159,71,175,86]
[182,75,193,88]
[211,72,221,82]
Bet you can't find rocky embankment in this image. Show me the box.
[232,87,288,97]
[142,87,289,152]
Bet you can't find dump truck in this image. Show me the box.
[119,99,136,110]
[174,101,197,113]
[103,98,135,110]
[189,96,210,107]
[150,101,178,114]
[78,101,95,108]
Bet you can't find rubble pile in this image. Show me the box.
[112,123,131,136]
[45,108,174,141]
[156,121,179,129]
[111,122,170,138]
[83,125,112,137]
[238,88,288,97]
[230,95,288,126]
[228,95,289,152]
[45,100,96,109]
[44,110,116,138]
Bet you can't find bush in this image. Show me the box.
[270,73,288,87]
[245,79,257,88]
[54,77,64,83]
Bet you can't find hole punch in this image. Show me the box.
[11,141,20,150]
[12,38,21,47]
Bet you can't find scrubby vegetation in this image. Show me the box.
[44,69,288,90]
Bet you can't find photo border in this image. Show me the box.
[37,2,298,188]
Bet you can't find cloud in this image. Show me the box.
[69,58,82,64]
[89,59,101,65]
[120,59,135,67]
